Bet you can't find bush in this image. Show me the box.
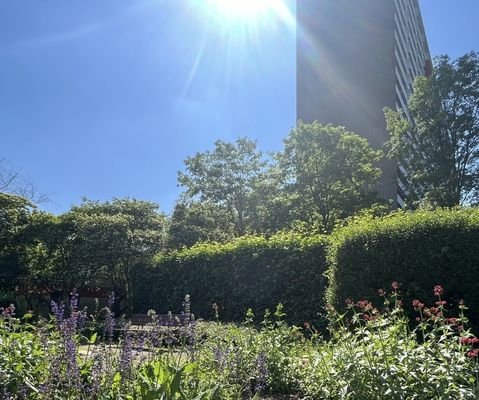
[326,208,479,324]
[133,232,328,326]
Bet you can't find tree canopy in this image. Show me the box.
[178,137,269,236]
[279,121,383,232]
[385,51,479,207]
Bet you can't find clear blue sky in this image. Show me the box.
[1,1,478,214]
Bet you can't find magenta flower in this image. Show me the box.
[412,300,424,311]
[434,285,444,296]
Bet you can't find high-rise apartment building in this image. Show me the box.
[297,0,431,206]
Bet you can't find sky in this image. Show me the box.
[1,0,478,215]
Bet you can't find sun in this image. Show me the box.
[180,0,295,98]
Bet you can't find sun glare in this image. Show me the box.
[181,0,295,99]
[208,0,275,19]
[204,0,292,25]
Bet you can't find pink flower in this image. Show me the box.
[459,337,478,345]
[460,337,470,345]
[467,349,478,358]
[412,300,424,311]
[356,300,372,311]
[434,285,444,296]
[391,282,399,291]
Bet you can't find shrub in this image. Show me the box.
[133,232,328,326]
[326,208,479,325]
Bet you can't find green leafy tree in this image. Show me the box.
[22,211,95,306]
[0,193,34,291]
[64,198,168,313]
[167,202,235,249]
[279,121,383,232]
[178,138,269,236]
[24,199,167,312]
[246,164,300,234]
[385,52,479,207]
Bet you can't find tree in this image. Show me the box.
[23,198,167,313]
[178,138,269,236]
[385,52,479,207]
[63,198,168,313]
[279,121,383,232]
[0,193,34,290]
[167,202,235,249]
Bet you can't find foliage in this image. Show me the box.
[279,121,384,232]
[1,287,478,399]
[326,208,479,326]
[178,137,270,236]
[0,193,35,290]
[64,198,168,313]
[136,232,328,327]
[17,198,168,314]
[385,52,479,207]
[0,294,220,399]
[167,202,235,250]
[295,286,479,399]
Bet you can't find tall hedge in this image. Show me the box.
[326,208,479,322]
[133,233,328,326]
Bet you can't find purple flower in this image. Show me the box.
[254,352,269,392]
[119,330,133,380]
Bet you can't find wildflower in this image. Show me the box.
[434,285,444,296]
[378,289,385,296]
[462,337,479,345]
[424,307,442,318]
[436,300,447,306]
[429,307,439,315]
[460,337,470,345]
[391,282,399,291]
[0,304,15,318]
[183,294,191,325]
[119,330,133,380]
[304,322,311,330]
[345,298,354,308]
[412,300,424,311]
[254,352,269,392]
[50,301,65,325]
[467,349,479,358]
[356,300,372,311]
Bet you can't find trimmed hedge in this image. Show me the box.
[326,208,479,322]
[133,232,328,326]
